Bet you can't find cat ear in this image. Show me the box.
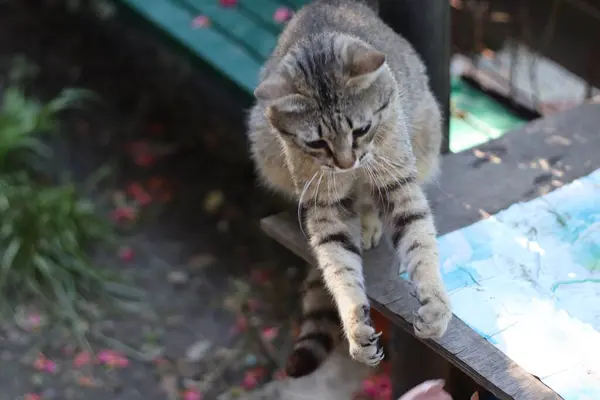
[254,73,293,102]
[255,73,312,113]
[345,41,386,90]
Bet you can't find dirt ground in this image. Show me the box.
[0,3,375,399]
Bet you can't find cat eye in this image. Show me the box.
[305,139,328,149]
[352,123,372,138]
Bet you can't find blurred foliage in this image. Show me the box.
[0,57,121,335]
[0,83,97,175]
[0,173,116,315]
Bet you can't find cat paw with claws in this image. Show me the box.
[346,305,384,366]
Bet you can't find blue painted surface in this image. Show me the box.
[435,169,600,399]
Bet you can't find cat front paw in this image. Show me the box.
[414,290,452,339]
[347,305,384,366]
[361,212,383,250]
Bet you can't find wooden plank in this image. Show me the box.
[282,0,311,9]
[120,0,262,93]
[261,213,559,400]
[259,104,600,398]
[427,103,600,235]
[237,0,296,33]
[183,0,278,60]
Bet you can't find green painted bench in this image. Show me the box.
[117,0,310,95]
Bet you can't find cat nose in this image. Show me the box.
[335,154,356,170]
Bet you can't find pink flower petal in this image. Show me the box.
[127,183,152,206]
[27,313,42,330]
[98,350,129,368]
[44,360,58,374]
[273,7,293,23]
[24,394,42,400]
[219,0,237,7]
[110,206,137,223]
[261,327,278,341]
[362,379,379,397]
[119,247,134,262]
[192,15,210,28]
[242,373,259,390]
[97,349,113,363]
[182,389,203,400]
[73,351,92,368]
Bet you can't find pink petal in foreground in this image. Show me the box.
[398,380,452,400]
[273,7,293,23]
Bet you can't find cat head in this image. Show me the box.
[254,34,396,172]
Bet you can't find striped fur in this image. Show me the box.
[247,0,451,376]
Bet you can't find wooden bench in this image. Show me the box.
[116,0,310,95]
[261,101,600,399]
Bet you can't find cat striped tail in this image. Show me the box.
[286,267,343,377]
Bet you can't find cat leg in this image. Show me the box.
[302,196,384,367]
[286,266,342,377]
[378,174,451,338]
[357,188,383,250]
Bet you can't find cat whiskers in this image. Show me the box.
[313,170,326,211]
[297,170,319,239]
[363,159,382,204]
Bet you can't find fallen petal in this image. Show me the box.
[273,7,293,23]
[127,183,152,206]
[78,375,99,388]
[242,372,259,390]
[110,206,137,223]
[219,0,237,7]
[182,389,203,400]
[261,327,278,341]
[33,354,47,371]
[44,360,58,374]
[119,247,135,262]
[73,351,92,368]
[192,15,210,28]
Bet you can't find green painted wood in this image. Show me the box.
[237,0,294,33]
[283,0,310,9]
[121,0,262,93]
[182,0,278,60]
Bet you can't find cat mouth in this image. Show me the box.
[323,160,362,173]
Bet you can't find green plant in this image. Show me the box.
[0,174,117,317]
[0,59,126,339]
[0,85,97,174]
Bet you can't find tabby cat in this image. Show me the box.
[247,0,451,376]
